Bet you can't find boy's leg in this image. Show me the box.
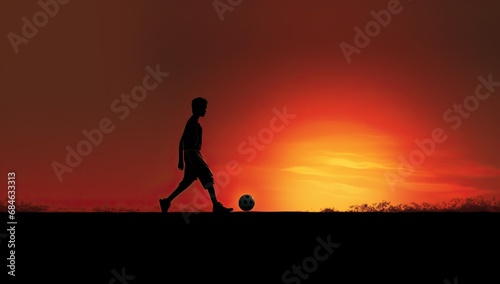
[191,151,233,213]
[166,178,194,202]
[160,179,194,213]
[160,156,196,213]
[205,184,218,204]
[206,185,233,213]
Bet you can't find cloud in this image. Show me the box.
[324,157,391,170]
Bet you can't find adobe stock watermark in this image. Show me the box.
[444,276,458,284]
[0,233,7,244]
[282,234,341,284]
[213,0,243,22]
[109,267,135,284]
[385,73,500,191]
[179,106,297,224]
[51,64,170,182]
[7,0,70,54]
[339,0,407,64]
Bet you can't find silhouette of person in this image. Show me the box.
[159,97,233,213]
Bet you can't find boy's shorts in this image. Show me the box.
[183,150,214,189]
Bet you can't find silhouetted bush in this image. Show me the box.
[92,206,140,212]
[321,195,500,212]
[3,195,499,213]
[0,200,49,212]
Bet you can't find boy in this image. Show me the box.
[159,97,233,213]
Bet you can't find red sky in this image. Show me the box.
[1,0,500,212]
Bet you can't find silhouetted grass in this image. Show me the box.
[3,195,499,213]
[91,206,140,212]
[321,195,500,212]
[0,200,49,212]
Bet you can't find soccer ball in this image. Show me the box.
[238,194,255,211]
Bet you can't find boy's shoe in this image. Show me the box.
[159,199,170,213]
[213,202,233,213]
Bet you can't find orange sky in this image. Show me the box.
[1,0,500,212]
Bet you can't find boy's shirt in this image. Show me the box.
[182,116,202,150]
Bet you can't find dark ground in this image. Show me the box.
[2,212,499,283]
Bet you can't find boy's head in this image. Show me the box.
[192,97,208,117]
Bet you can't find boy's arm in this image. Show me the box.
[178,135,184,170]
[178,121,189,170]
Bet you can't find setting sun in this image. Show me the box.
[236,118,396,211]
